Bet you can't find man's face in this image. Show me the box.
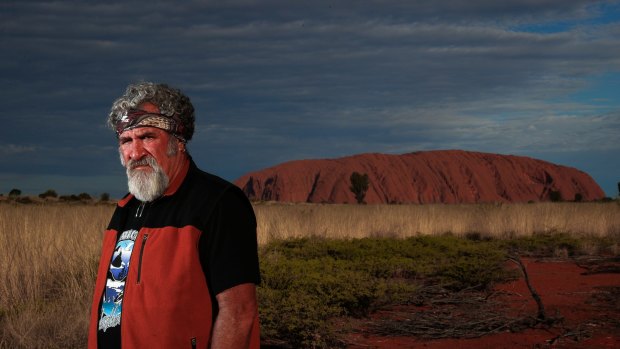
[119,127,177,176]
[118,103,185,201]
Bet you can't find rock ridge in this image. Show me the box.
[234,150,605,204]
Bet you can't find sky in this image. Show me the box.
[1,0,619,199]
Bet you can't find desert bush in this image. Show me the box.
[549,190,563,202]
[500,232,581,257]
[258,236,512,347]
[8,189,21,197]
[501,232,620,257]
[77,193,92,201]
[59,195,77,201]
[38,189,58,199]
[14,197,33,204]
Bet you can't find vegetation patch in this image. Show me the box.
[258,235,513,348]
[258,233,620,348]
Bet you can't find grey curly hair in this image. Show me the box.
[108,82,195,141]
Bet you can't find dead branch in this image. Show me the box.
[507,254,548,322]
[368,254,566,340]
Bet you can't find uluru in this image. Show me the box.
[234,150,605,204]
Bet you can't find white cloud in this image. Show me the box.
[0,144,36,156]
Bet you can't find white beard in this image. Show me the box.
[125,156,169,202]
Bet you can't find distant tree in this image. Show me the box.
[100,193,110,202]
[8,188,21,197]
[349,172,370,204]
[59,194,80,202]
[78,192,92,201]
[549,190,562,202]
[39,189,58,199]
[617,181,620,197]
[573,193,583,202]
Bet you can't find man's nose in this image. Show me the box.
[128,140,147,160]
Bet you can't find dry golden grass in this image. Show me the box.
[0,200,618,348]
[0,203,113,349]
[254,201,620,244]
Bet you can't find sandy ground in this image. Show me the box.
[346,258,620,349]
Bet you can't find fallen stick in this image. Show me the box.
[507,254,547,322]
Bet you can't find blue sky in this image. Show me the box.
[1,0,619,199]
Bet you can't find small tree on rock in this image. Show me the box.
[349,172,369,204]
[549,189,562,202]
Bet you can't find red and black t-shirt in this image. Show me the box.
[97,161,260,348]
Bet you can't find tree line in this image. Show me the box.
[2,188,110,202]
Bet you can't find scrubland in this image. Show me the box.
[0,201,618,348]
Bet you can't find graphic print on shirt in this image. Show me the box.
[98,229,138,332]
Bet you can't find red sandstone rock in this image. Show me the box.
[234,150,605,204]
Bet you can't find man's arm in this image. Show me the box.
[210,283,258,349]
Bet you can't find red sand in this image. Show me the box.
[346,258,620,348]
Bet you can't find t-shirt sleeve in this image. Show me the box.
[200,186,261,296]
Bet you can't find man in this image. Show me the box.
[88,82,261,349]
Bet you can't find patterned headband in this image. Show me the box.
[115,109,186,141]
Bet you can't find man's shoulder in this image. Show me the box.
[184,164,253,223]
[186,163,247,204]
[190,165,234,192]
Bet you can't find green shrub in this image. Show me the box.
[259,288,340,348]
[258,234,581,347]
[258,235,514,347]
[500,232,581,257]
[436,246,508,290]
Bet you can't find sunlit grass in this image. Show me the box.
[254,201,620,244]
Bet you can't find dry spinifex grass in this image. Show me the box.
[0,203,112,349]
[254,201,620,245]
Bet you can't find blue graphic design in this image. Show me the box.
[99,230,138,332]
[110,240,134,281]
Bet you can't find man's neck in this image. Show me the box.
[163,155,190,197]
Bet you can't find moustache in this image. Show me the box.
[127,156,158,170]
